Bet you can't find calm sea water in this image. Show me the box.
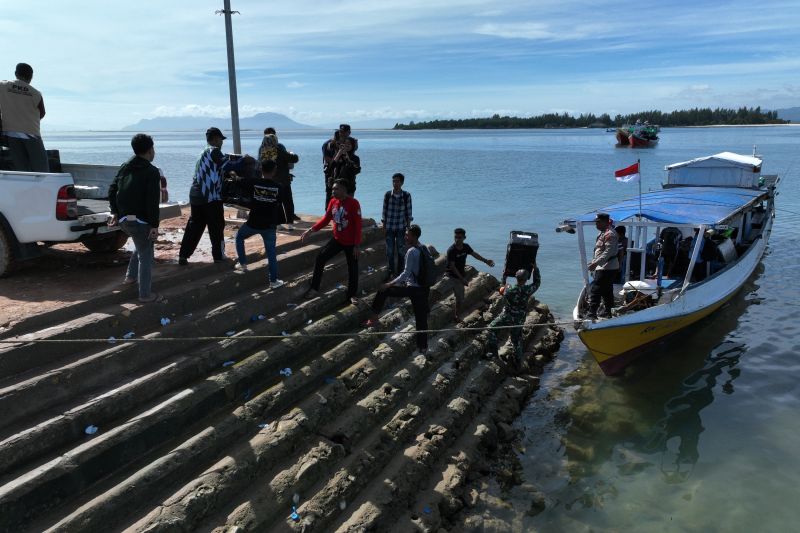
[48,126,800,532]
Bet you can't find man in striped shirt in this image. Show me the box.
[381,172,413,279]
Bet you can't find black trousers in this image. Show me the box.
[324,174,333,208]
[179,201,225,261]
[311,238,358,298]
[372,285,430,351]
[588,269,618,316]
[276,180,295,221]
[284,181,295,220]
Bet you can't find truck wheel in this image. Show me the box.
[0,226,13,277]
[83,231,129,253]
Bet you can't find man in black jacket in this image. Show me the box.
[233,159,288,288]
[108,133,161,302]
[263,127,300,223]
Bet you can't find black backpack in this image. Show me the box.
[416,244,439,288]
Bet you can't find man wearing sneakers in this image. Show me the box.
[301,179,362,304]
[381,172,412,279]
[108,134,162,303]
[233,159,287,288]
[366,224,430,355]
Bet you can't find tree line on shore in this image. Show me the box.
[393,107,786,130]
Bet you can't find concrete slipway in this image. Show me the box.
[0,217,563,532]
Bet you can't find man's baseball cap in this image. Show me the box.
[594,212,610,222]
[206,127,226,139]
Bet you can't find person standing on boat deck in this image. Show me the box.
[486,268,537,363]
[382,172,413,280]
[108,134,161,303]
[586,212,619,319]
[233,159,287,288]
[261,127,300,223]
[301,179,362,304]
[0,63,48,172]
[366,224,430,355]
[446,228,495,322]
[616,225,628,283]
[178,127,246,265]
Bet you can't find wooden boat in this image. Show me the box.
[616,123,659,147]
[557,152,777,375]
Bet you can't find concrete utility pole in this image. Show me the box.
[217,0,241,153]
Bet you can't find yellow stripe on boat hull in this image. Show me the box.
[578,295,733,373]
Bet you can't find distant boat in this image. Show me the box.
[558,151,777,375]
[616,123,660,147]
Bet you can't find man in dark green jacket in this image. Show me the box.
[108,133,161,302]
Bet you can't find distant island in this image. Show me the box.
[393,107,788,130]
[122,112,316,132]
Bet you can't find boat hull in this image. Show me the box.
[616,130,630,145]
[574,214,772,375]
[629,134,658,148]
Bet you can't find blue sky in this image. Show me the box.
[3,0,799,129]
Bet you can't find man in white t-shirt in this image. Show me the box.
[0,63,48,172]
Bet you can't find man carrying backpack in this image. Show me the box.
[366,224,433,355]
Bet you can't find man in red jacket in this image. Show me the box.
[301,179,362,304]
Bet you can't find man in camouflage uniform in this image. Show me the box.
[487,267,540,358]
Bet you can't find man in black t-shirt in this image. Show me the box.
[233,159,288,288]
[446,227,495,321]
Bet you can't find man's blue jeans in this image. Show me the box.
[235,224,278,281]
[121,221,154,299]
[385,228,406,277]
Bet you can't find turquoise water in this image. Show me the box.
[48,127,800,531]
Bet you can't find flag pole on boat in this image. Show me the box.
[638,158,642,221]
[216,1,242,154]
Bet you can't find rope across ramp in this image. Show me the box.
[0,320,573,344]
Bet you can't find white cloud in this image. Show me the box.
[146,104,281,118]
[475,22,556,40]
[286,81,307,89]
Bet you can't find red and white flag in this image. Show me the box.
[614,162,640,183]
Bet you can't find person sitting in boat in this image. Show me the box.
[586,212,619,319]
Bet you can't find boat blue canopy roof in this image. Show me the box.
[566,187,766,226]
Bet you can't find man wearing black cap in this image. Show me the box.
[178,127,241,264]
[586,212,619,319]
[0,63,48,172]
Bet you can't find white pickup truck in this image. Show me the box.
[0,148,180,277]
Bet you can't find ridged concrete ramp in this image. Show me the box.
[0,225,563,532]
